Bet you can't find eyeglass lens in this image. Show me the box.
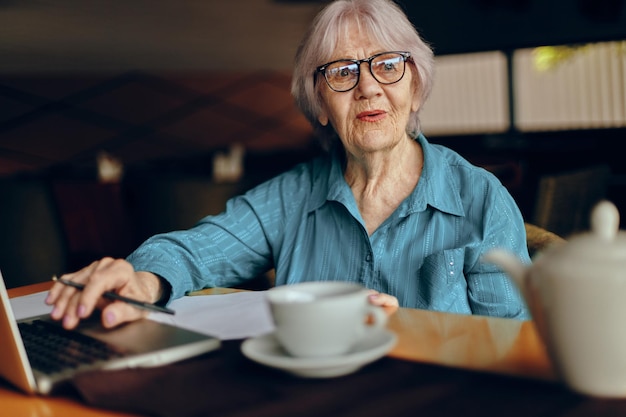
[323,52,407,92]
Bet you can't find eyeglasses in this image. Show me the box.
[316,51,411,93]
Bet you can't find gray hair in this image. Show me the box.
[291,0,435,149]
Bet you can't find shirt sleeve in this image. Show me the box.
[465,184,531,320]
[126,190,277,301]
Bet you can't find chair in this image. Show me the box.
[51,181,135,270]
[532,164,610,238]
[124,177,244,242]
[0,179,68,288]
[124,177,273,290]
[524,223,565,258]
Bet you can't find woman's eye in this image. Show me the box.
[336,65,356,78]
[380,60,397,71]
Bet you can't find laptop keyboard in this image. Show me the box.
[18,319,125,375]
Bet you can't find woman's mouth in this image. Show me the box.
[357,110,386,122]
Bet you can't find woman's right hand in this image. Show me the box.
[368,290,399,315]
[45,257,164,330]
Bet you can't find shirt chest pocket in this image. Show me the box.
[421,248,465,285]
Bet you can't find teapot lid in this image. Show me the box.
[590,200,620,241]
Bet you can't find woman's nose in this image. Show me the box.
[355,65,382,97]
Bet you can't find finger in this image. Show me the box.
[47,259,114,325]
[368,294,399,317]
[45,280,65,305]
[100,301,148,329]
[47,265,97,322]
[48,282,78,321]
[80,259,153,327]
[367,290,385,305]
[368,292,399,307]
[73,258,129,319]
[61,286,84,329]
[46,257,152,329]
[46,260,100,306]
[383,295,399,308]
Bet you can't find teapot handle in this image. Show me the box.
[591,200,620,241]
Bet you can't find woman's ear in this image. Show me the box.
[410,66,422,113]
[411,96,421,113]
[317,109,329,126]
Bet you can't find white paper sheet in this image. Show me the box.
[9,290,275,341]
[149,291,275,340]
[10,291,53,319]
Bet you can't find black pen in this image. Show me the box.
[52,275,175,315]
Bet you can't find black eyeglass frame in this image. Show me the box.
[315,51,412,93]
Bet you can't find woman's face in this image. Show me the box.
[317,28,420,156]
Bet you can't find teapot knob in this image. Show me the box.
[591,200,620,241]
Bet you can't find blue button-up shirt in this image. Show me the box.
[128,135,530,319]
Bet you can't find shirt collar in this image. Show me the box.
[307,135,465,218]
[403,134,465,217]
[307,147,350,213]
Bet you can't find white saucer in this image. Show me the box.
[241,329,397,378]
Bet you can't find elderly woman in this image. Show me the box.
[47,0,530,329]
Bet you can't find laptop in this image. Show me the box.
[0,271,221,395]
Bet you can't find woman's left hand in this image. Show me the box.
[368,290,399,314]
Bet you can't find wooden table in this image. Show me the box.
[1,282,617,417]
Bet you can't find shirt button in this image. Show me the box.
[366,254,372,262]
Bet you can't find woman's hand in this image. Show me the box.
[368,290,399,315]
[45,257,163,329]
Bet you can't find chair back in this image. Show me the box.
[525,223,566,259]
[533,164,610,238]
[0,179,67,288]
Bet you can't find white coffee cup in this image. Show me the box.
[266,281,388,358]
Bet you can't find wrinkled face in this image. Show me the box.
[317,27,420,156]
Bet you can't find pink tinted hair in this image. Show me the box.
[291,0,435,149]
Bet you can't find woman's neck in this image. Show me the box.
[343,137,423,235]
[344,136,421,190]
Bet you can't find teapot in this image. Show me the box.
[484,200,626,398]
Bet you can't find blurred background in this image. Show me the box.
[1,0,625,287]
